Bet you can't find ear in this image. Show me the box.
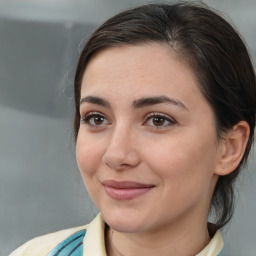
[215,121,250,176]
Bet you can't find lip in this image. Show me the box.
[102,180,155,200]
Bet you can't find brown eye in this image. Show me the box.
[152,116,165,126]
[145,113,175,128]
[81,112,110,127]
[93,116,105,125]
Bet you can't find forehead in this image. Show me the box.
[80,43,205,110]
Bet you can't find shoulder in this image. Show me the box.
[10,214,106,256]
[9,224,88,256]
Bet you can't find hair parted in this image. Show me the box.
[73,1,256,229]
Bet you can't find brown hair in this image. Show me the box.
[73,2,256,229]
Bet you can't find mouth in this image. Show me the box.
[102,180,155,200]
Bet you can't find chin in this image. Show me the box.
[101,207,148,233]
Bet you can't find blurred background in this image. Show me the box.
[0,0,255,255]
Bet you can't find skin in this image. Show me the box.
[76,43,248,256]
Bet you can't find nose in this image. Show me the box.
[102,125,140,170]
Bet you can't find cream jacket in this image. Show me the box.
[10,214,223,256]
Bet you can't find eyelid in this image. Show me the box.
[145,112,174,120]
[80,111,103,121]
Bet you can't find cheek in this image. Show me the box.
[76,131,104,178]
[145,135,217,219]
[76,132,106,207]
[142,130,218,189]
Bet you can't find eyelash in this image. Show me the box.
[144,112,175,128]
[80,112,175,129]
[80,112,110,128]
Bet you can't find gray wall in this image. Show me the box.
[1,1,255,255]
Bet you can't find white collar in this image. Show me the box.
[83,214,223,256]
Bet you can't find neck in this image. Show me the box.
[106,213,210,256]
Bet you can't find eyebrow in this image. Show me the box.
[133,96,188,110]
[80,95,188,111]
[80,96,111,107]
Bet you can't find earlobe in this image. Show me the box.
[215,121,250,176]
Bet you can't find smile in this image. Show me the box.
[102,180,155,200]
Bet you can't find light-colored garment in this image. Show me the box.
[10,214,223,256]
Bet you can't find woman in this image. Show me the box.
[10,2,256,256]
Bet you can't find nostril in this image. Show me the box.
[102,150,140,170]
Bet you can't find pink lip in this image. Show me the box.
[102,180,155,200]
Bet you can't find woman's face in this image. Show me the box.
[76,44,222,234]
